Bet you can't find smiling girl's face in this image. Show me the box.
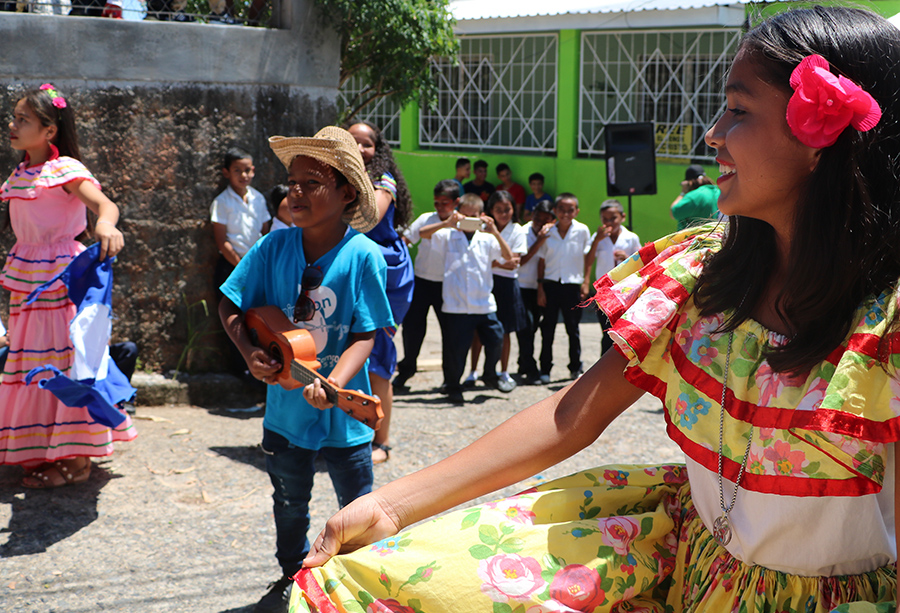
[704,49,819,232]
[491,199,514,229]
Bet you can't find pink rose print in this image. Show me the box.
[611,273,645,308]
[599,516,640,556]
[548,564,605,612]
[622,288,677,339]
[763,440,807,476]
[367,599,415,613]
[486,498,536,525]
[477,554,546,603]
[796,377,829,412]
[755,362,803,407]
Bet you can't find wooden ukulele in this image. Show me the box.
[245,306,383,430]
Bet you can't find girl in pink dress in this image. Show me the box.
[0,84,131,488]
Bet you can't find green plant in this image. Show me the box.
[317,0,459,122]
[174,294,221,377]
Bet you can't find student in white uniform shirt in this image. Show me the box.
[464,190,528,388]
[515,201,555,382]
[428,194,515,404]
[536,193,593,383]
[393,180,459,391]
[584,199,642,356]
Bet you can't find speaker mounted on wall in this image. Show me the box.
[604,122,657,197]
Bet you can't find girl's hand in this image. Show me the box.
[303,491,403,568]
[538,222,555,238]
[481,214,498,234]
[304,377,340,410]
[94,221,124,261]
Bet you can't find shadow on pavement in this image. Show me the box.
[209,445,267,473]
[0,461,118,557]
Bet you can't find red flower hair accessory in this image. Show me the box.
[786,55,880,148]
[39,83,67,109]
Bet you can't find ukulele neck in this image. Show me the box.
[290,360,337,404]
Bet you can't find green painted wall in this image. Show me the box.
[391,1,900,244]
[394,151,716,246]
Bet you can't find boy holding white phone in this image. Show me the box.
[428,194,515,404]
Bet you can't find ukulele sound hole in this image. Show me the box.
[268,343,284,373]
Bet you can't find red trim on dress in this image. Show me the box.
[293,568,341,613]
[662,411,880,497]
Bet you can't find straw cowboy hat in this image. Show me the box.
[268,126,378,233]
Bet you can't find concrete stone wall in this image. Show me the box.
[0,1,340,371]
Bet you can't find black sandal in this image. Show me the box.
[372,442,392,465]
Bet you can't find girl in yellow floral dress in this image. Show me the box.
[289,6,900,613]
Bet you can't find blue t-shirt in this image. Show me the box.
[221,228,394,449]
[524,192,553,213]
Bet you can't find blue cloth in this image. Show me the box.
[22,244,135,429]
[365,175,415,326]
[220,228,393,450]
[262,428,373,575]
[525,192,553,213]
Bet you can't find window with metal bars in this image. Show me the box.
[580,29,741,162]
[420,34,558,153]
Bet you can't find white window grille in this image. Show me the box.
[580,29,742,162]
[338,74,402,146]
[420,34,558,153]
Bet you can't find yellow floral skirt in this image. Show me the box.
[290,465,895,613]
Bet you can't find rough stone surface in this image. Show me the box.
[0,81,337,372]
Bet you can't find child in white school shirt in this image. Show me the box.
[428,194,515,405]
[584,198,642,356]
[536,193,593,383]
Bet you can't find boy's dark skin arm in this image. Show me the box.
[219,296,376,410]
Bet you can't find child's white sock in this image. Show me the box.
[464,370,477,383]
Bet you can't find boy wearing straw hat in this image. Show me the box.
[218,126,394,613]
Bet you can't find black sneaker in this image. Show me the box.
[447,391,465,405]
[254,575,292,613]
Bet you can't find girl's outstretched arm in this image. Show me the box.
[66,179,124,260]
[304,348,643,566]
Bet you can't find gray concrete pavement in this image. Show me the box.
[0,313,681,612]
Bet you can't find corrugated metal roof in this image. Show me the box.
[451,0,749,21]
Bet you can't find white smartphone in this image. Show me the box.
[457,217,483,232]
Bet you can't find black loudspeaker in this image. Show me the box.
[604,122,657,197]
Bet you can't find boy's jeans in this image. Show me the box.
[261,429,373,577]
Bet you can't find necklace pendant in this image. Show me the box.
[713,514,732,546]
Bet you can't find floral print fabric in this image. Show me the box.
[289,225,900,612]
[592,225,900,497]
[290,465,894,613]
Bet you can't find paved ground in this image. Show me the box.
[0,314,681,612]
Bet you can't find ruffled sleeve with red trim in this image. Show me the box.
[0,156,100,201]
[592,224,900,497]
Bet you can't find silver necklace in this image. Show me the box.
[712,331,754,547]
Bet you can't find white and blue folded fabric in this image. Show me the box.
[23,243,135,428]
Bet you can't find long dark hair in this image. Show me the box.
[21,85,81,160]
[694,6,900,373]
[344,120,412,229]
